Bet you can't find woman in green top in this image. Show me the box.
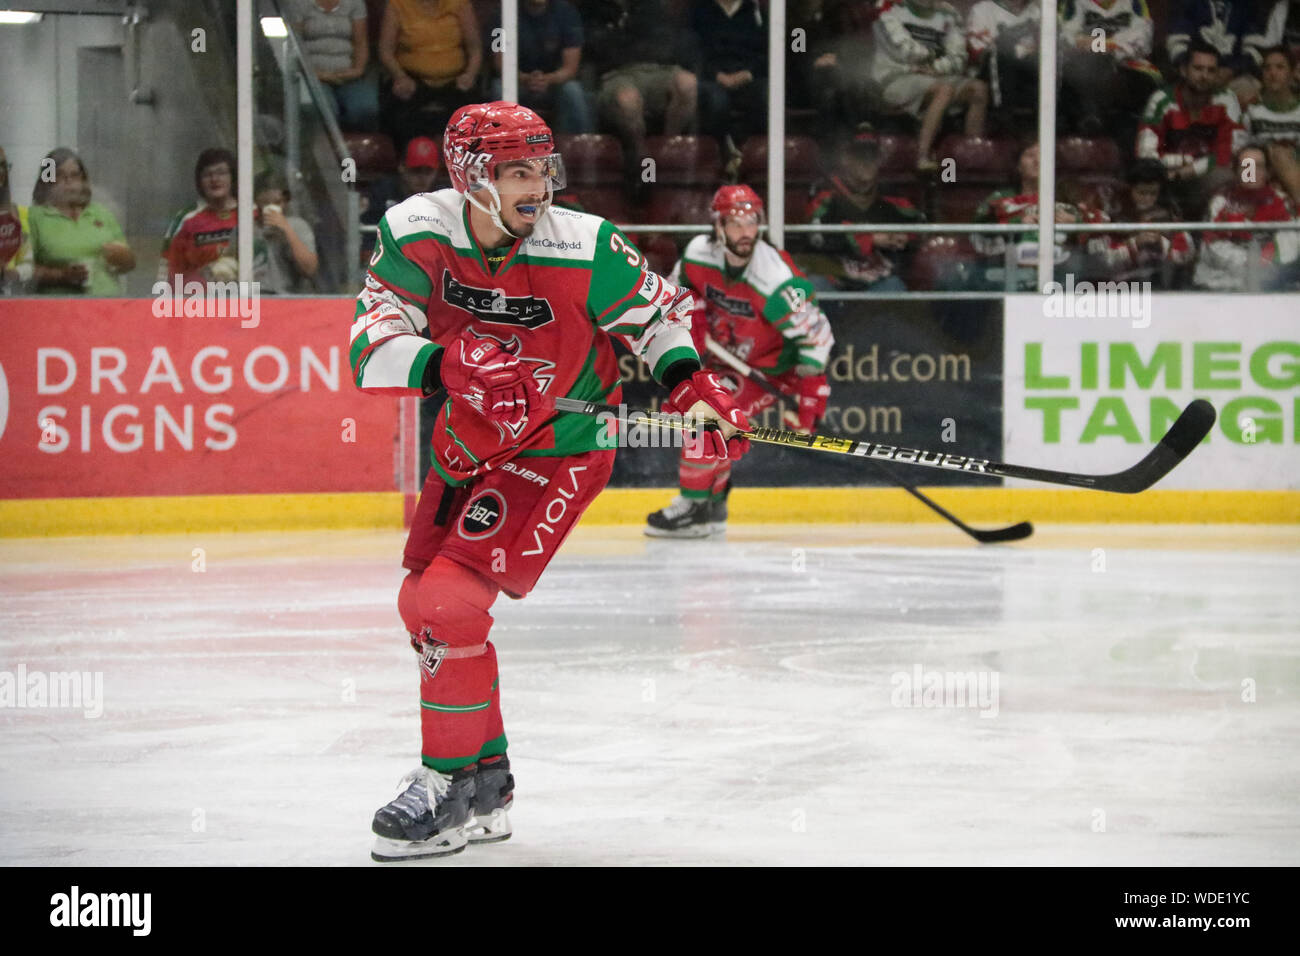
[29,148,136,295]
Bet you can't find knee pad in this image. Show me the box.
[404,557,499,666]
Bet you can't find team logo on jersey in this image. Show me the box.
[703,284,755,317]
[443,271,555,328]
[414,627,450,679]
[460,490,506,540]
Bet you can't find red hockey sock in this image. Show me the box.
[479,641,507,761]
[679,454,722,500]
[400,557,502,773]
[709,463,732,499]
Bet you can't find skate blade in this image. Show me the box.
[643,525,713,539]
[371,829,468,862]
[466,808,512,844]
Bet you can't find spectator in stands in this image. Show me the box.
[0,145,31,293]
[787,0,877,137]
[694,0,768,175]
[1059,0,1160,146]
[800,132,925,292]
[1094,158,1195,287]
[1167,1,1265,102]
[361,135,441,257]
[1138,38,1245,218]
[253,172,319,293]
[289,0,379,131]
[871,0,988,172]
[583,0,700,184]
[1194,143,1299,289]
[970,141,1105,290]
[29,148,135,295]
[378,0,483,150]
[967,0,1039,127]
[488,0,592,134]
[160,148,240,285]
[1246,47,1300,203]
[1249,1,1300,65]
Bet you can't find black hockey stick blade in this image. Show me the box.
[890,478,1033,542]
[1074,398,1216,494]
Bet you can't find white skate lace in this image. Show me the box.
[660,496,695,519]
[393,767,450,816]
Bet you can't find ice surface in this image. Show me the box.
[1,523,1297,866]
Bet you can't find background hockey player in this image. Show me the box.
[351,101,749,861]
[645,184,833,539]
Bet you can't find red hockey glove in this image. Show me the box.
[794,374,830,433]
[437,333,541,430]
[663,369,751,460]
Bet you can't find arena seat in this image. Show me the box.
[641,187,715,227]
[343,131,397,183]
[935,135,1019,182]
[739,135,821,185]
[565,186,632,224]
[645,135,723,185]
[874,133,919,181]
[1057,136,1122,175]
[556,134,624,185]
[906,235,978,291]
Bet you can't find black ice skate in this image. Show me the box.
[644,496,714,538]
[466,756,514,844]
[370,766,475,862]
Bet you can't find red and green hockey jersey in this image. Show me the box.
[671,235,832,376]
[1137,85,1245,175]
[350,189,698,482]
[158,203,237,283]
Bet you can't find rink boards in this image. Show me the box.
[0,295,1296,535]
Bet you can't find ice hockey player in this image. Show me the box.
[644,184,833,538]
[351,101,750,861]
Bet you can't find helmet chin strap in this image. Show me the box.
[467,180,553,241]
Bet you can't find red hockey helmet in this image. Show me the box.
[443,101,565,234]
[710,184,765,224]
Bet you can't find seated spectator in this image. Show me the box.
[289,0,379,131]
[967,0,1039,126]
[0,145,31,293]
[160,148,239,285]
[1194,143,1299,289]
[1093,158,1195,287]
[488,0,592,134]
[871,0,988,172]
[1248,1,1300,65]
[29,148,135,295]
[253,172,319,293]
[969,141,1106,290]
[1166,0,1264,107]
[1246,46,1300,203]
[378,0,482,150]
[1059,0,1161,145]
[1137,39,1245,218]
[800,132,925,292]
[694,0,769,173]
[361,135,441,257]
[582,0,700,183]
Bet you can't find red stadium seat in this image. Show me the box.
[935,135,1018,182]
[633,233,682,276]
[344,132,397,183]
[567,186,632,224]
[641,188,715,227]
[739,136,821,185]
[556,134,624,185]
[906,236,977,291]
[645,135,723,185]
[933,188,994,224]
[874,134,919,180]
[1057,136,1122,174]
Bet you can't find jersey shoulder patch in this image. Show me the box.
[744,241,799,296]
[383,189,467,246]
[682,234,723,269]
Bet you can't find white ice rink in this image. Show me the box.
[1,523,1297,866]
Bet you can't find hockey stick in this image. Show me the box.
[703,338,1033,543]
[552,395,1216,494]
